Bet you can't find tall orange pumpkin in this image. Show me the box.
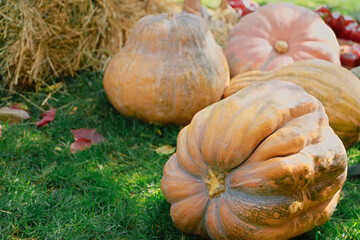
[161,80,347,240]
[103,13,229,125]
[224,3,340,77]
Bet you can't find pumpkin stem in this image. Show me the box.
[167,12,174,19]
[204,169,227,198]
[219,0,228,10]
[274,40,289,54]
[182,0,201,15]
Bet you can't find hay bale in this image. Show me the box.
[0,0,180,90]
[0,0,233,90]
[206,4,239,49]
[181,0,238,49]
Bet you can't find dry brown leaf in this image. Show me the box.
[155,145,176,155]
[0,107,30,124]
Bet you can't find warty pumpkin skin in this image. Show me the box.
[224,3,340,77]
[161,80,347,240]
[103,13,229,125]
[224,59,360,148]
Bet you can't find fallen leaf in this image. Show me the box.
[156,129,162,136]
[70,139,92,153]
[155,145,176,155]
[70,106,77,115]
[0,124,2,137]
[55,146,62,152]
[71,128,106,143]
[0,107,30,124]
[36,108,56,127]
[9,103,28,111]
[70,128,106,153]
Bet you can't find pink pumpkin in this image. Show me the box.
[225,3,340,77]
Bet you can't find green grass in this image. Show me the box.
[0,72,188,239]
[1,0,360,238]
[0,71,359,239]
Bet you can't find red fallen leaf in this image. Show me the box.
[0,107,30,124]
[36,108,56,127]
[70,139,92,153]
[71,128,106,143]
[70,128,106,153]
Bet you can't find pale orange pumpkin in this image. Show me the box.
[103,13,229,125]
[224,3,340,77]
[161,80,347,240]
[224,59,360,148]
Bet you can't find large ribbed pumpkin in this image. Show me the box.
[161,80,347,240]
[224,3,340,77]
[224,59,360,148]
[103,13,229,125]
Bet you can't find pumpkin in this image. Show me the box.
[224,3,340,77]
[103,13,229,125]
[161,80,347,240]
[224,59,360,148]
